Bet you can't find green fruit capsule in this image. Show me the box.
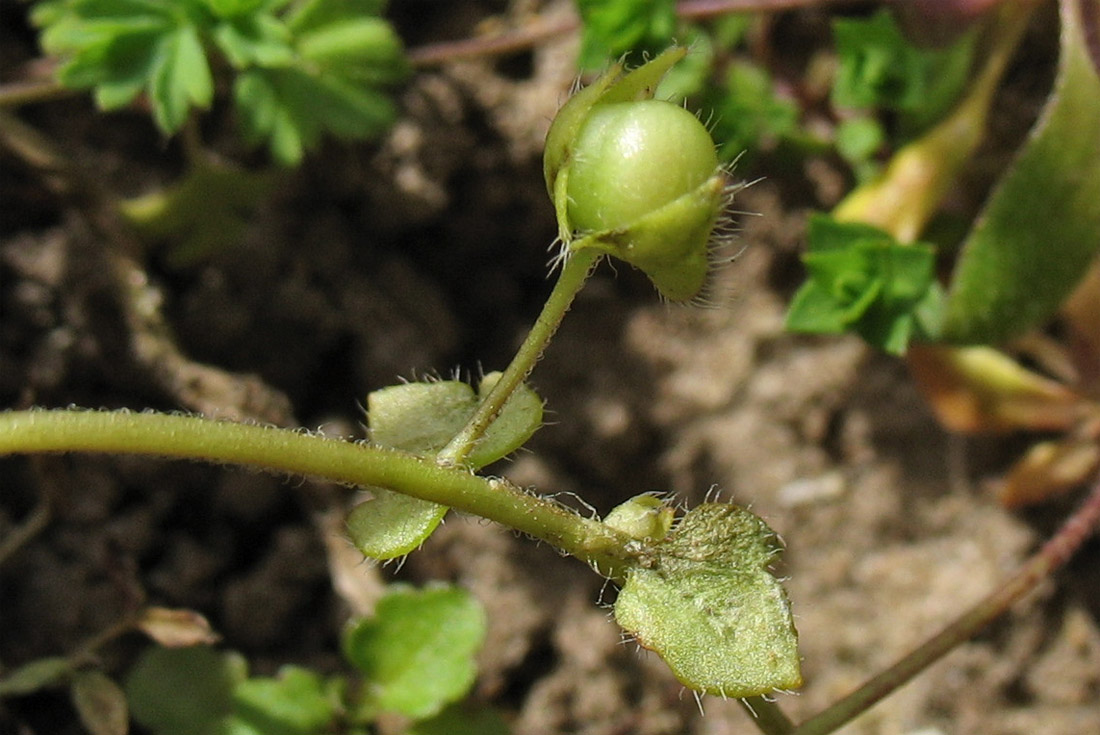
[544,48,727,301]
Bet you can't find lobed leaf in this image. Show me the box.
[149,24,214,132]
[232,64,397,166]
[832,8,976,133]
[284,0,390,33]
[226,666,340,735]
[296,17,409,85]
[786,214,941,354]
[614,504,801,697]
[347,375,542,560]
[33,0,405,159]
[212,13,295,69]
[342,584,486,720]
[126,646,246,735]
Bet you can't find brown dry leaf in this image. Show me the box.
[1060,257,1100,384]
[135,607,220,647]
[906,344,1081,433]
[999,436,1100,507]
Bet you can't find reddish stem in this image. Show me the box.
[789,472,1100,735]
[408,0,860,67]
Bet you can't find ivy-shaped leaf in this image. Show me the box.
[614,504,801,697]
[342,584,486,720]
[347,374,542,560]
[227,666,340,735]
[126,646,246,735]
[939,0,1100,343]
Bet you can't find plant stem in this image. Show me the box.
[741,695,795,735]
[406,0,859,67]
[438,249,602,466]
[0,409,636,580]
[0,78,72,108]
[789,472,1100,735]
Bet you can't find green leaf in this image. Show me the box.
[126,646,246,735]
[212,13,295,68]
[652,26,712,103]
[197,0,271,19]
[408,703,511,735]
[835,115,885,181]
[284,0,389,33]
[33,0,403,156]
[368,380,481,455]
[940,0,1100,343]
[119,161,278,267]
[467,372,544,468]
[33,0,218,133]
[348,375,542,560]
[832,8,975,132]
[70,670,128,735]
[347,488,448,561]
[707,59,800,161]
[576,0,678,70]
[0,657,72,696]
[342,584,486,720]
[232,65,396,165]
[297,17,409,85]
[613,504,801,697]
[149,24,214,132]
[226,666,340,735]
[786,214,940,355]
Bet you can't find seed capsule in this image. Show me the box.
[544,48,728,301]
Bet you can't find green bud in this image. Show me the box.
[604,493,675,542]
[544,48,728,301]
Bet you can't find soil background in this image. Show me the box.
[2,2,1098,734]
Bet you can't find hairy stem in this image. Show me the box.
[438,249,601,466]
[790,472,1100,735]
[741,695,795,735]
[0,409,635,579]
